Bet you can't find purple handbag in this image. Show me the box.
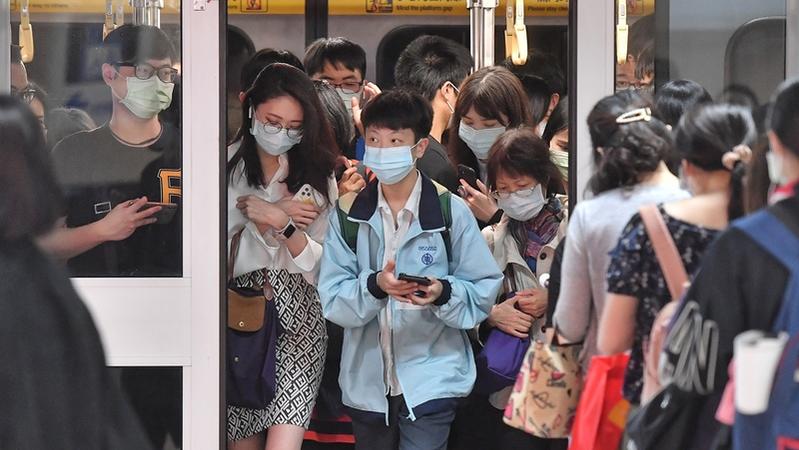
[475,328,530,394]
[226,230,281,409]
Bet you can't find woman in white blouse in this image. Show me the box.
[226,63,339,450]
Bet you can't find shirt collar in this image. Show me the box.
[376,170,422,219]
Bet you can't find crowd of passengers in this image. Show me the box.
[3,21,799,450]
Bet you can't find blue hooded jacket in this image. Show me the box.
[318,174,503,421]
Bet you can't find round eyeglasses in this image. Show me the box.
[116,62,179,84]
[11,86,37,104]
[491,184,540,200]
[253,119,304,140]
[321,79,364,95]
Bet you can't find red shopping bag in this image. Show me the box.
[568,353,631,450]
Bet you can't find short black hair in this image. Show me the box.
[501,50,566,124]
[361,89,433,142]
[0,95,63,240]
[240,48,304,92]
[303,38,366,79]
[394,35,472,101]
[654,79,712,126]
[102,24,176,65]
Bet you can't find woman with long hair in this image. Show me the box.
[226,63,338,450]
[446,66,533,225]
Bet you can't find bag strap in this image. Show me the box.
[639,205,689,301]
[228,229,244,282]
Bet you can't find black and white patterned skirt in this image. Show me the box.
[226,269,328,441]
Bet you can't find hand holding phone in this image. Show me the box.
[458,164,479,190]
[141,202,178,225]
[397,273,432,286]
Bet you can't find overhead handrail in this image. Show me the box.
[19,0,34,63]
[616,0,629,65]
[505,0,527,65]
[103,0,114,39]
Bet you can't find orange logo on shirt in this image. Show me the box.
[158,168,182,203]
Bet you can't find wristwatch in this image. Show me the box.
[276,218,297,239]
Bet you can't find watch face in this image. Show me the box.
[283,223,297,239]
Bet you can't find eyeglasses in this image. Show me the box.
[11,86,37,104]
[253,118,304,140]
[321,79,364,95]
[491,184,540,200]
[116,62,179,84]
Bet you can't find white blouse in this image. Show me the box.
[227,143,338,286]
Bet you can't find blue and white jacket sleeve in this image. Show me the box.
[433,196,503,329]
[318,208,387,329]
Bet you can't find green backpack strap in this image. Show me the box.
[336,193,360,254]
[438,191,453,264]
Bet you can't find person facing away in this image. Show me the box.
[394,35,473,193]
[658,78,799,450]
[318,89,503,450]
[599,103,757,406]
[500,49,566,136]
[45,24,181,276]
[552,90,689,368]
[0,95,153,450]
[654,79,713,174]
[446,66,534,227]
[226,62,339,450]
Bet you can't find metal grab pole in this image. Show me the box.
[145,0,163,28]
[131,0,146,25]
[467,0,498,71]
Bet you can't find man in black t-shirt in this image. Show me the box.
[394,35,473,193]
[46,25,181,276]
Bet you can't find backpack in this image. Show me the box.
[731,208,799,450]
[335,188,454,263]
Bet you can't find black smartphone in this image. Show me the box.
[142,202,178,225]
[397,273,432,286]
[457,164,479,190]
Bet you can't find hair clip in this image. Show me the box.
[616,107,652,124]
[722,145,753,171]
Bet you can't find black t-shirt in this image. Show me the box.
[664,194,799,449]
[52,124,182,277]
[418,135,460,194]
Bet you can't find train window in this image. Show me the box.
[615,0,788,124]
[10,2,183,278]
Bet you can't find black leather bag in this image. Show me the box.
[625,383,701,450]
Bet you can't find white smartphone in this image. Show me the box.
[292,184,324,208]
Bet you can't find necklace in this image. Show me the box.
[111,124,164,147]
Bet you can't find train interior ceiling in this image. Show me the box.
[10,0,788,136]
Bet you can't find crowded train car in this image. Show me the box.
[2,0,798,449]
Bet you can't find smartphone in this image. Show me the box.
[142,202,178,225]
[292,184,324,207]
[397,273,432,286]
[457,164,479,190]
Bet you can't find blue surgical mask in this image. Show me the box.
[458,122,506,161]
[364,143,418,185]
[250,120,301,156]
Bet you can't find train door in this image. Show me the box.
[3,1,224,448]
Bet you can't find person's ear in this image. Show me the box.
[101,63,117,86]
[547,93,560,117]
[238,91,246,103]
[768,130,788,159]
[414,137,429,159]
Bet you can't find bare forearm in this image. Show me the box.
[37,222,105,260]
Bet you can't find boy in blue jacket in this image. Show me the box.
[318,89,503,450]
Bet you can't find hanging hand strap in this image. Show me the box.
[639,205,689,301]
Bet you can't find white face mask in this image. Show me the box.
[458,122,506,161]
[337,90,359,112]
[766,151,786,186]
[497,184,546,222]
[115,76,174,119]
[363,143,418,185]
[250,114,302,156]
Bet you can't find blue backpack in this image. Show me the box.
[733,209,799,450]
